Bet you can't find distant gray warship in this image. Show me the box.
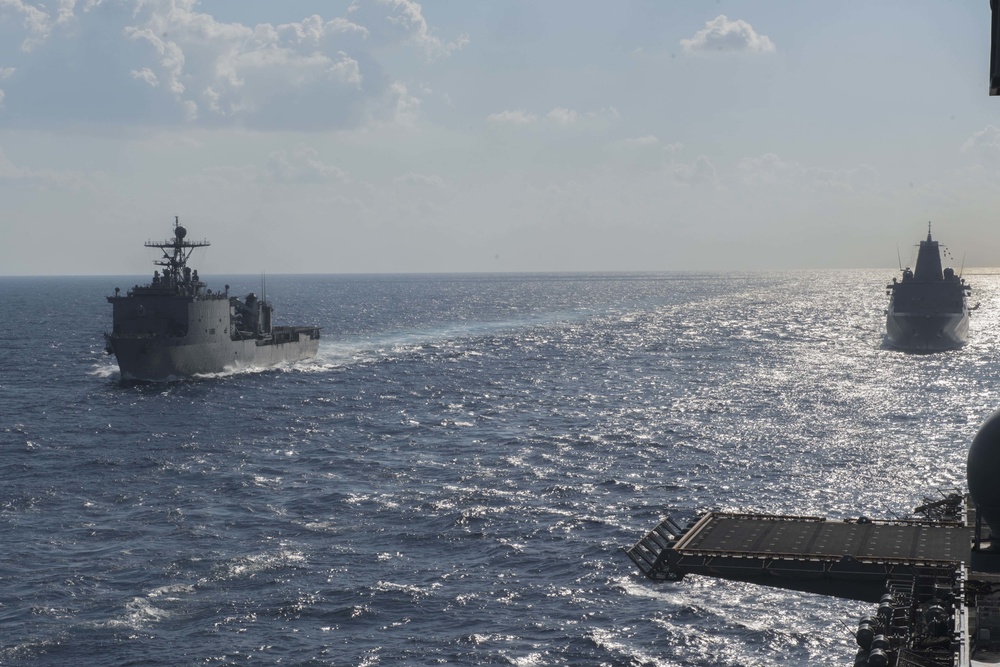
[105,218,320,381]
[885,224,972,351]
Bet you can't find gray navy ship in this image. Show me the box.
[105,218,320,382]
[885,224,973,352]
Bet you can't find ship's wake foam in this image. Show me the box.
[88,362,119,380]
[94,312,589,383]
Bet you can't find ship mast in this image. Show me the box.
[912,220,943,281]
[145,216,210,286]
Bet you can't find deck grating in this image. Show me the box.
[681,515,972,563]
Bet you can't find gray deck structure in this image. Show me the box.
[627,504,983,664]
[628,511,973,602]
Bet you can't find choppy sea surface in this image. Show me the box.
[2,270,1000,667]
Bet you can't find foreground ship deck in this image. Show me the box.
[628,466,1000,667]
[627,498,984,665]
[629,508,973,602]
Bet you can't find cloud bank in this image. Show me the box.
[0,0,467,130]
[680,15,776,55]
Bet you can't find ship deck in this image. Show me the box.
[628,511,974,601]
[676,513,972,563]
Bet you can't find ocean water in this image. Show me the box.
[2,270,1000,667]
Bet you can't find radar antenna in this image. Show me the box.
[144,216,210,287]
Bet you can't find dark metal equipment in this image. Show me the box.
[992,0,1000,94]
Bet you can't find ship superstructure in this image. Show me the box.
[105,218,320,381]
[885,224,972,351]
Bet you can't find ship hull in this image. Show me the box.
[885,310,969,351]
[106,329,320,382]
[883,227,972,352]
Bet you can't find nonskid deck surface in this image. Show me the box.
[627,496,981,662]
[680,513,972,563]
[628,511,974,600]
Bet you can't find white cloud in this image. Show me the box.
[622,135,659,147]
[276,15,370,44]
[663,142,683,158]
[181,99,197,122]
[0,65,11,108]
[547,107,578,125]
[266,146,349,184]
[961,125,1000,162]
[0,0,53,51]
[738,152,796,185]
[130,67,159,87]
[672,155,717,187]
[488,109,537,125]
[0,0,464,131]
[489,106,619,128]
[681,15,775,55]
[123,6,368,125]
[610,135,680,172]
[738,153,878,193]
[549,106,618,126]
[374,0,469,61]
[387,80,421,128]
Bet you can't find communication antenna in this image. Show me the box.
[838,618,858,640]
[896,245,903,271]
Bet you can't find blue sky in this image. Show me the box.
[0,0,997,275]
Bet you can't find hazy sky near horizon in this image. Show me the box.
[1,0,999,276]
